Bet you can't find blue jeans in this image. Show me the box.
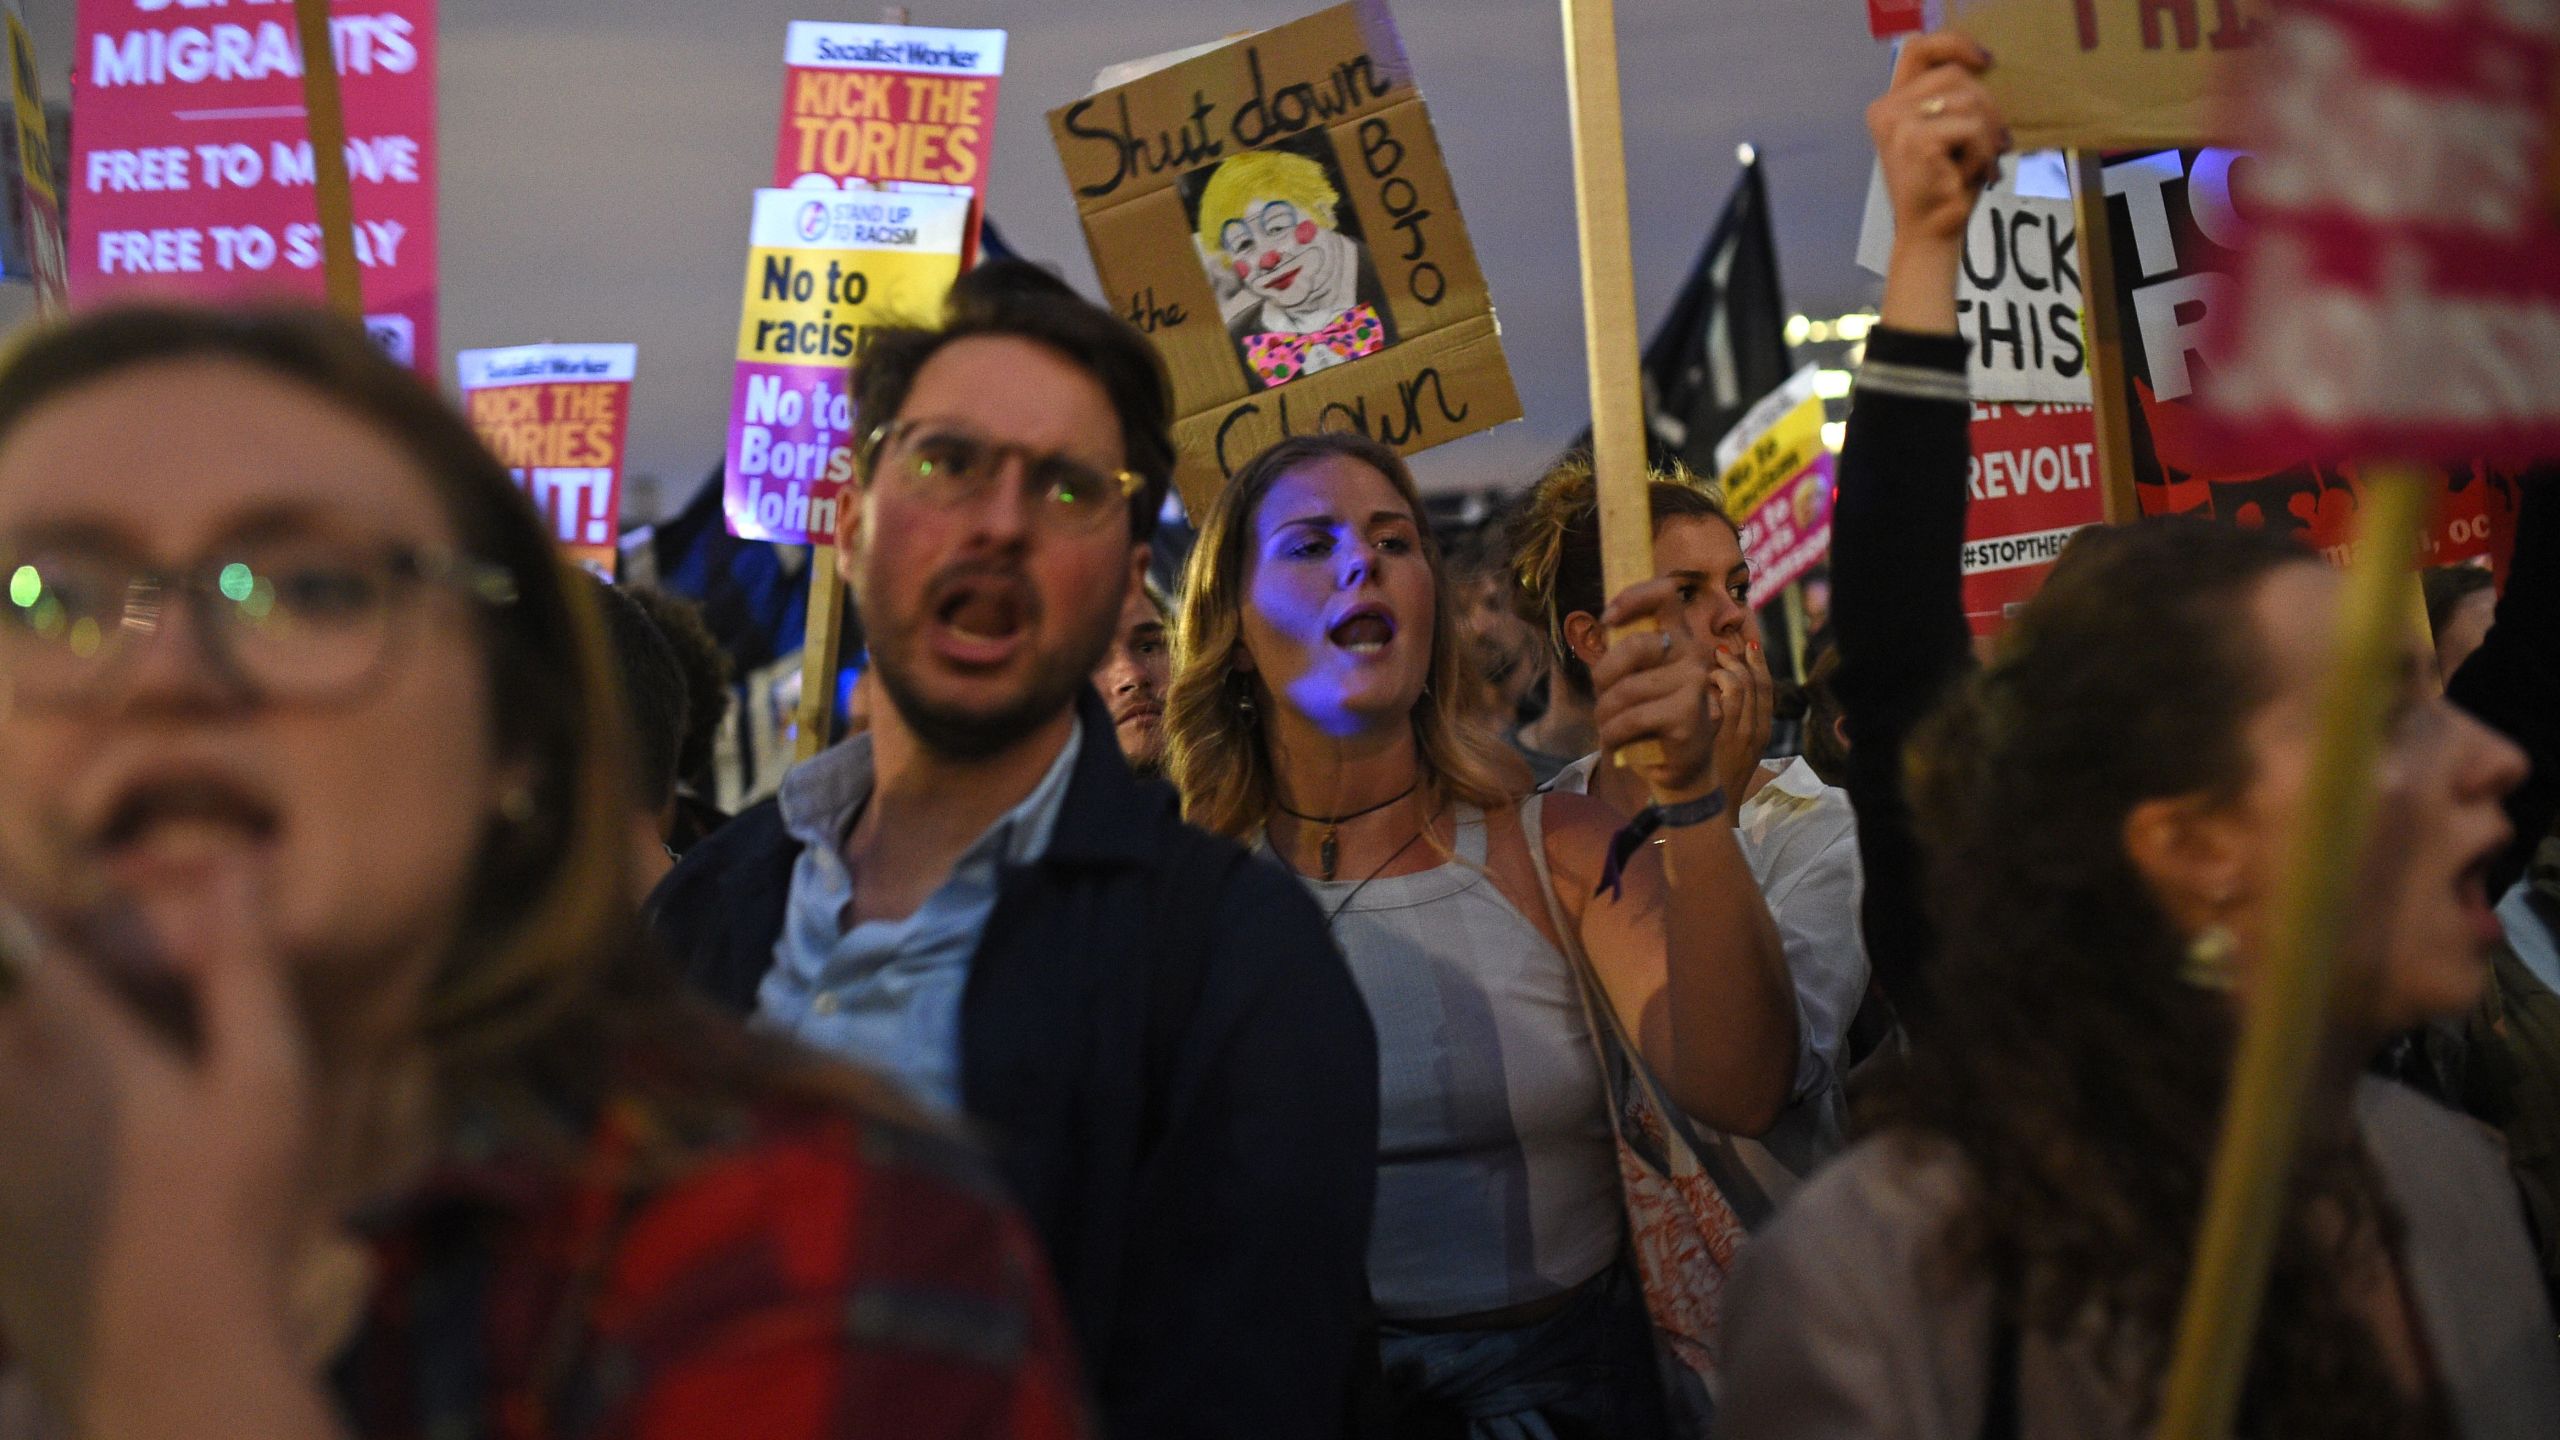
[1373,1260,1671,1440]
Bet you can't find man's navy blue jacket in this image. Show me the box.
[647,687,1381,1439]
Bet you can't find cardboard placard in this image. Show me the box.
[1858,154,2093,405]
[774,21,1005,259]
[1714,365,1835,605]
[458,344,638,577]
[1954,0,2268,149]
[1049,2,1519,510]
[1962,402,2104,635]
[68,0,439,367]
[722,188,969,545]
[2209,0,2560,463]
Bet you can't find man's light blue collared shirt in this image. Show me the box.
[755,726,1082,1113]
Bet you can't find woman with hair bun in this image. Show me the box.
[1507,457,1866,1178]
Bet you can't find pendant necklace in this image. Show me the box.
[1275,781,1420,881]
[1324,826,1430,925]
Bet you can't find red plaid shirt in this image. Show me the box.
[335,1097,1087,1440]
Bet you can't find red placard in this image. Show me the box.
[2208,0,2560,462]
[67,1,438,368]
[774,21,1003,263]
[1869,0,1930,41]
[2255,460,2522,575]
[1963,402,2106,635]
[458,345,637,578]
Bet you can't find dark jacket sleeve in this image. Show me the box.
[1098,850,1381,1440]
[2448,470,2560,897]
[642,798,795,1016]
[1829,328,1975,1034]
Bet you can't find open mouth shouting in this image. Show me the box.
[2453,824,2513,949]
[1327,603,1398,660]
[927,569,1037,670]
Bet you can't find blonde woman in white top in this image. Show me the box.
[1165,431,1799,1435]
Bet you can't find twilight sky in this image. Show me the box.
[19,0,1893,511]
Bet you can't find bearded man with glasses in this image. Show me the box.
[650,261,1381,1440]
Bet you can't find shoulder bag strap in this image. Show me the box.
[1517,792,1641,1152]
[1518,793,1783,1228]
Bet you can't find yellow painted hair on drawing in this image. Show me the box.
[1193,149,1341,261]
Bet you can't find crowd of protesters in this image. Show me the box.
[0,29,2554,1440]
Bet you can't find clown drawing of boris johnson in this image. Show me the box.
[1185,136,1400,391]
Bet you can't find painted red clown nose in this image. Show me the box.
[1258,249,1285,272]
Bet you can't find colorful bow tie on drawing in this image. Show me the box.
[1245,304,1388,386]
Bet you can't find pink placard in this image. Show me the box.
[2208,0,2560,463]
[68,1,439,368]
[1738,453,1837,608]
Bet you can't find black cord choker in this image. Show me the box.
[1276,782,1420,880]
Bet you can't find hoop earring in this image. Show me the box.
[2181,924,2239,992]
[497,784,538,828]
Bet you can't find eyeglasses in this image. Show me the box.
[0,535,519,708]
[861,419,1143,537]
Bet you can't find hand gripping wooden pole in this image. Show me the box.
[290,0,364,320]
[1558,0,1660,771]
[2151,467,2430,1440]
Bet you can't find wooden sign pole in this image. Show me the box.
[2070,148,2144,526]
[794,556,847,761]
[289,0,364,320]
[2152,467,2430,1440]
[1781,584,1810,683]
[1558,0,1660,770]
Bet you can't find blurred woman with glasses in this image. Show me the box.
[0,305,1085,1440]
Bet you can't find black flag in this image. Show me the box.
[1559,154,1793,473]
[1640,153,1794,474]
